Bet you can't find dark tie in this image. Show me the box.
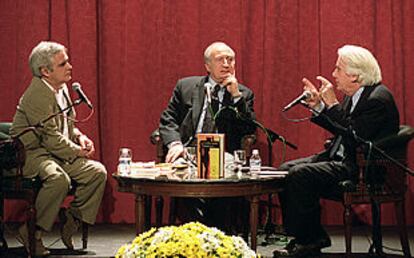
[202,85,220,133]
[346,97,353,115]
[211,84,220,114]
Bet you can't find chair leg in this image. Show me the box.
[27,204,37,256]
[0,193,8,251]
[395,200,411,258]
[343,204,352,258]
[81,222,88,249]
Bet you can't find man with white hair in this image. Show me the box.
[273,45,400,257]
[11,41,107,256]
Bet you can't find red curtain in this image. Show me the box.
[1,0,413,225]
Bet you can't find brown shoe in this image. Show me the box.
[59,208,80,249]
[16,223,50,256]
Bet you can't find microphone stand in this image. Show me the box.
[213,103,299,243]
[14,98,84,138]
[241,117,297,243]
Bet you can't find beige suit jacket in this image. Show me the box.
[11,77,82,176]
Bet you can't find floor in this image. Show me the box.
[1,223,413,258]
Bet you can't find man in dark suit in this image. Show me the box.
[158,42,256,231]
[273,45,400,257]
[159,41,256,163]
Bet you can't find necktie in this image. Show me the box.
[202,85,220,133]
[346,97,353,115]
[211,84,220,114]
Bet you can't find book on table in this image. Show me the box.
[197,133,225,179]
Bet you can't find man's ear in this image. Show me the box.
[40,67,49,78]
[204,63,211,74]
[351,75,359,83]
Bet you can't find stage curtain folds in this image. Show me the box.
[0,0,413,225]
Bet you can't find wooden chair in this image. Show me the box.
[0,122,88,256]
[149,129,256,227]
[332,125,414,258]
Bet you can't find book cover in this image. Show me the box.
[197,133,225,179]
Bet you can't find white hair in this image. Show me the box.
[203,42,235,63]
[338,45,382,86]
[29,41,66,77]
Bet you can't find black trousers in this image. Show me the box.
[278,153,354,244]
[175,197,249,235]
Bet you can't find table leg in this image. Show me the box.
[249,195,259,251]
[156,196,164,227]
[135,194,146,235]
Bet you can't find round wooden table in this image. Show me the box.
[113,173,285,251]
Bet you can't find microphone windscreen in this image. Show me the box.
[72,82,81,90]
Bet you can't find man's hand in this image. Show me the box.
[78,134,95,158]
[223,75,241,98]
[166,143,184,163]
[316,76,339,108]
[302,77,321,108]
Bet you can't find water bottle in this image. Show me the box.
[249,149,261,173]
[118,148,132,175]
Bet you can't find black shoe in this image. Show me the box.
[313,237,331,249]
[273,238,331,258]
[273,244,321,257]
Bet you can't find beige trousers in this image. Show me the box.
[32,157,107,231]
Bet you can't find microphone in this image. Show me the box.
[282,91,311,112]
[72,82,93,109]
[204,82,212,104]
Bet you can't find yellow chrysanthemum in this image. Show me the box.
[116,222,259,258]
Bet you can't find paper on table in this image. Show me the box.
[256,174,287,178]
[256,170,288,175]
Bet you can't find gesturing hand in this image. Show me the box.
[302,77,321,108]
[316,76,339,108]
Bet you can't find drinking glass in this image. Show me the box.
[185,146,197,178]
[233,149,246,173]
[185,147,197,165]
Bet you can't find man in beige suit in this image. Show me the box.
[11,41,107,256]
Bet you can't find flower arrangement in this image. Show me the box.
[116,222,259,258]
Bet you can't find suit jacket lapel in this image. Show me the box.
[192,76,209,131]
[350,85,374,116]
[35,79,63,131]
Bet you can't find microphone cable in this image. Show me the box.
[66,108,94,123]
[227,105,289,164]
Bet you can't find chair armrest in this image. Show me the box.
[355,146,407,194]
[338,180,357,192]
[149,129,166,163]
[241,134,256,158]
[324,138,333,150]
[150,129,161,145]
